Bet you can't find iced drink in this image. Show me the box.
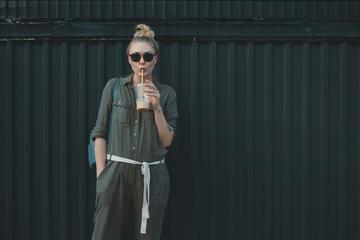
[135,83,149,111]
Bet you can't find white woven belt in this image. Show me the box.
[106,154,165,234]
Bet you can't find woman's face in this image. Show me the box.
[128,41,158,78]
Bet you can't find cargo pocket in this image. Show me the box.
[112,100,131,127]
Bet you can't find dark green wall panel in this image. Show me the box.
[1,38,359,240]
[1,1,360,20]
[1,2,360,240]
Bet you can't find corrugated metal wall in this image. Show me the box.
[1,1,360,20]
[1,1,360,240]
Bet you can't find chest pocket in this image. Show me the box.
[112,100,131,126]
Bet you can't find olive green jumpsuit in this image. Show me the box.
[91,77,178,240]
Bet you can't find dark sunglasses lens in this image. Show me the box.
[130,54,141,62]
[143,54,154,62]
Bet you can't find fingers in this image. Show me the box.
[144,80,160,108]
[145,89,160,97]
[144,80,156,89]
[144,80,160,97]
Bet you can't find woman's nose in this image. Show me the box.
[139,56,145,64]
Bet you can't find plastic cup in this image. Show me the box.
[135,83,150,111]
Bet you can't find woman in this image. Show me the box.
[91,24,178,240]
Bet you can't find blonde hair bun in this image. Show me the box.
[134,24,155,39]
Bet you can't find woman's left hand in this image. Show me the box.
[145,80,161,110]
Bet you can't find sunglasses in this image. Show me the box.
[129,53,156,62]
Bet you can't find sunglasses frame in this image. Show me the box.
[129,53,156,62]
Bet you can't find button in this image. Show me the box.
[135,120,138,124]
[132,147,136,150]
[134,133,137,136]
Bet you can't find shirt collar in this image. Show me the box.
[121,76,132,86]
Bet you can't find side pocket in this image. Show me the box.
[96,161,113,182]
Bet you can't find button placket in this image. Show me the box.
[132,114,140,153]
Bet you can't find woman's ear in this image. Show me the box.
[153,54,159,64]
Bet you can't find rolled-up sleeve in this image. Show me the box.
[164,88,178,133]
[92,78,117,141]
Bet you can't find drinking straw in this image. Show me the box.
[141,69,144,102]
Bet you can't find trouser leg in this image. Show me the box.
[134,164,170,240]
[92,161,135,240]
